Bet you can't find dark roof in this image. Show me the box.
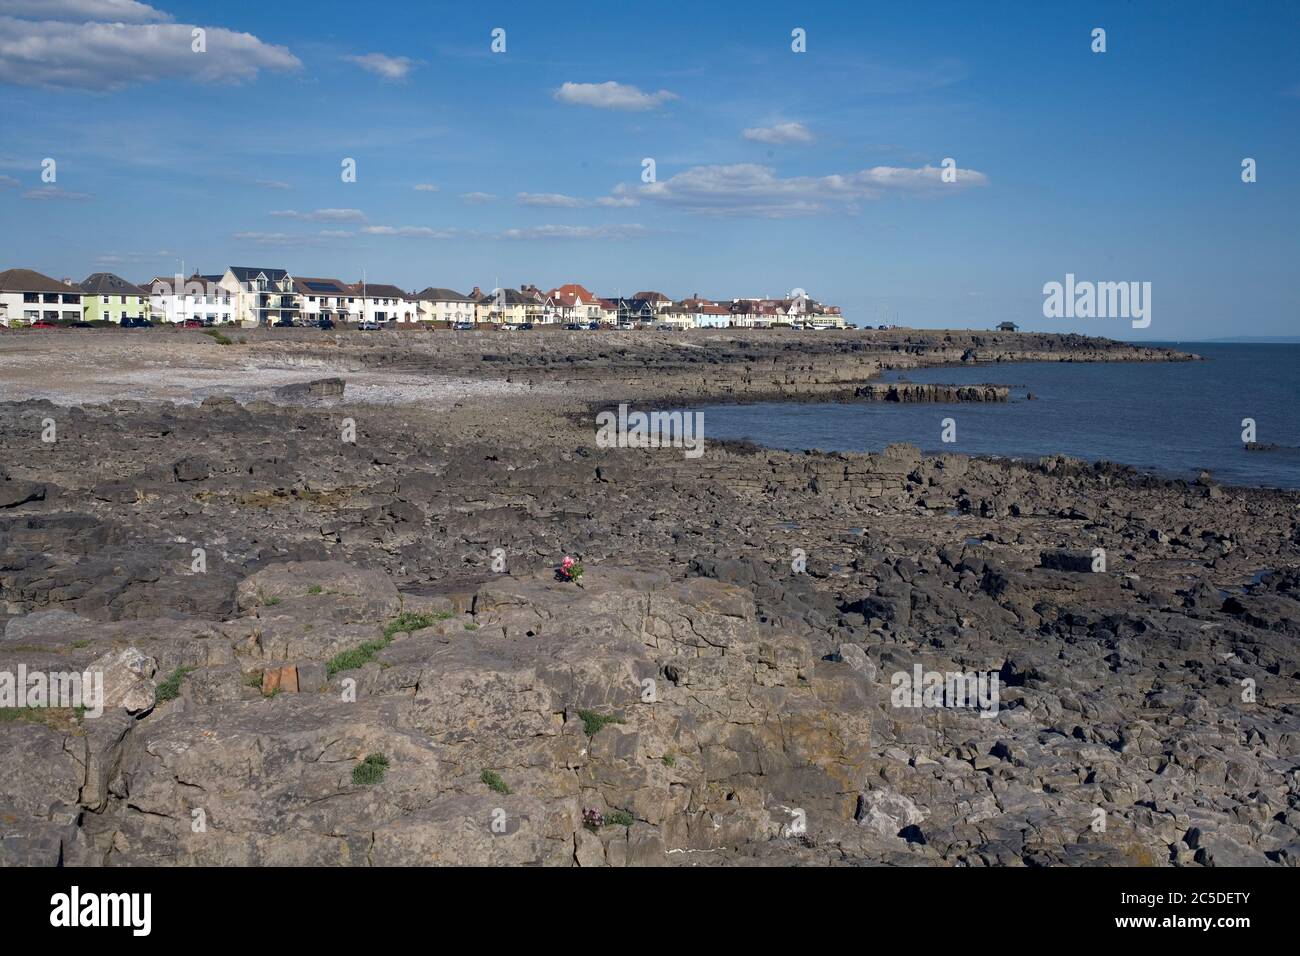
[610,297,655,314]
[633,291,670,302]
[413,287,474,302]
[0,268,71,294]
[228,266,288,282]
[350,282,410,300]
[79,272,147,296]
[145,272,217,293]
[292,276,351,295]
[484,287,547,306]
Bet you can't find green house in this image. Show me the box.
[79,273,150,324]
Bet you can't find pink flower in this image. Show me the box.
[562,556,575,569]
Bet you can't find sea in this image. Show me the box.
[687,343,1300,489]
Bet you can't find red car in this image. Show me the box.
[31,320,58,330]
[183,318,205,328]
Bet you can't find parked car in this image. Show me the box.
[359,320,380,331]
[183,318,204,329]
[616,322,633,331]
[452,321,474,330]
[318,316,335,330]
[519,322,534,331]
[121,316,153,328]
[586,321,601,330]
[562,322,583,330]
[31,320,58,329]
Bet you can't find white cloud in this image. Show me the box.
[0,174,18,187]
[234,230,351,245]
[0,17,302,90]
[270,208,366,223]
[91,248,173,264]
[23,185,92,200]
[621,162,988,217]
[512,192,638,208]
[461,192,496,204]
[516,192,584,208]
[362,225,459,238]
[344,52,415,81]
[0,0,169,21]
[413,183,438,192]
[743,122,813,145]
[554,81,676,111]
[257,179,291,190]
[497,224,646,241]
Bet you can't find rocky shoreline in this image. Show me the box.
[2,328,1296,867]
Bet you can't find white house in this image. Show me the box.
[547,283,607,324]
[413,287,477,324]
[0,268,82,326]
[148,273,235,324]
[293,276,357,324]
[351,281,418,323]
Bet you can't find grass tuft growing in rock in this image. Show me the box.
[577,709,624,736]
[607,810,634,827]
[202,329,233,346]
[155,665,196,703]
[480,770,511,794]
[307,584,323,594]
[382,610,452,641]
[326,637,391,677]
[352,753,389,786]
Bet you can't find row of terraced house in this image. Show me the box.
[0,266,847,329]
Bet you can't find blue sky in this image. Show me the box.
[1,0,1296,339]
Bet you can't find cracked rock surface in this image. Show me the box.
[0,329,1295,866]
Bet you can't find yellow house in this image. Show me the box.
[79,273,150,324]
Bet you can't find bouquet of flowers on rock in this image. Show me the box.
[556,555,584,585]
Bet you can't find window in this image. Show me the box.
[43,293,58,303]
[24,310,38,320]
[24,292,38,303]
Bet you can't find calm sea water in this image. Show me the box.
[690,343,1300,489]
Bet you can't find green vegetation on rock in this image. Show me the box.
[352,753,389,786]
